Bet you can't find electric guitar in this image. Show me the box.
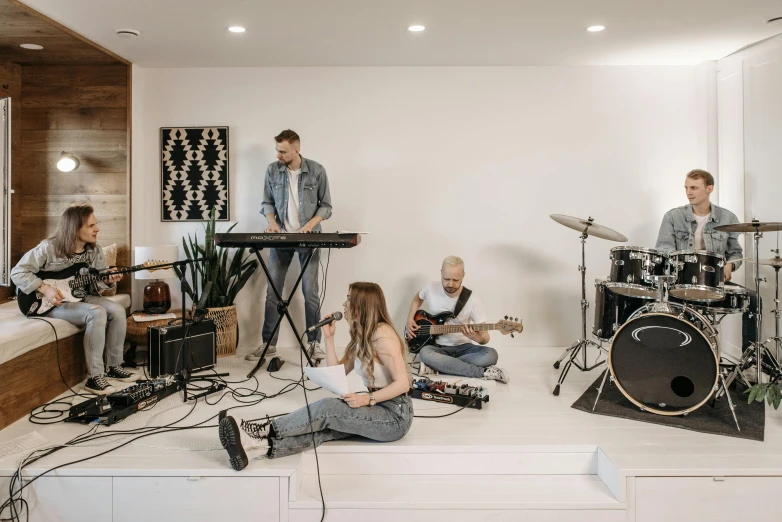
[407,309,524,353]
[17,260,167,317]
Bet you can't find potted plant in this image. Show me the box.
[175,208,258,356]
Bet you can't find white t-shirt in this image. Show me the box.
[418,281,486,346]
[284,168,302,232]
[694,213,709,251]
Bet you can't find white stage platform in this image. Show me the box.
[1,346,781,522]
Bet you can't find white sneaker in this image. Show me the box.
[483,365,510,384]
[246,344,276,361]
[418,360,438,376]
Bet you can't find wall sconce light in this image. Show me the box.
[57,151,79,172]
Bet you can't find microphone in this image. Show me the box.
[306,312,343,333]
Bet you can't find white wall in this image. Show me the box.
[718,34,782,356]
[132,66,708,350]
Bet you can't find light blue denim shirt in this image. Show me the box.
[654,203,743,269]
[261,156,332,232]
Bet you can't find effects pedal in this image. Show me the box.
[409,378,489,409]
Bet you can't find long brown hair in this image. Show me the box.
[340,282,409,389]
[50,204,95,258]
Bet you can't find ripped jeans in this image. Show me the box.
[267,394,413,459]
[47,295,127,377]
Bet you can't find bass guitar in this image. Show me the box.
[407,309,523,353]
[18,260,166,316]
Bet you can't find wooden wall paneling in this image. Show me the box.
[0,60,22,301]
[19,64,131,295]
[0,332,86,430]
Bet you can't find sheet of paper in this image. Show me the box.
[303,364,349,396]
[133,312,177,323]
[0,432,50,461]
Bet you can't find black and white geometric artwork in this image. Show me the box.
[161,127,229,221]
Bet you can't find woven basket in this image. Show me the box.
[205,305,238,357]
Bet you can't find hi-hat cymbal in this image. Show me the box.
[715,221,782,233]
[550,214,628,242]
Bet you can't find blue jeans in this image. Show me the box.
[262,248,321,345]
[47,295,126,377]
[267,395,413,459]
[418,343,498,379]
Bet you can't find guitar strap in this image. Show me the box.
[453,287,472,318]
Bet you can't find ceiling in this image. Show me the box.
[13,0,782,67]
[0,0,124,66]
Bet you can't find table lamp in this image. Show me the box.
[135,246,179,314]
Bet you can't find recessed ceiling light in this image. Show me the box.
[586,25,605,32]
[408,25,426,32]
[228,26,246,33]
[116,29,140,38]
[20,43,43,50]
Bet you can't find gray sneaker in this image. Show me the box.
[245,344,276,361]
[483,365,510,384]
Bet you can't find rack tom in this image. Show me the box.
[668,250,725,302]
[605,247,667,299]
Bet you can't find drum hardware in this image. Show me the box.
[761,244,782,362]
[715,220,782,385]
[549,215,628,396]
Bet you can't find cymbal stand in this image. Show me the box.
[764,246,782,362]
[553,218,605,396]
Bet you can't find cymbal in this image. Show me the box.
[756,257,782,268]
[715,222,782,233]
[550,214,628,242]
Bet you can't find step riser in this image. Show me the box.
[299,452,597,476]
[289,509,625,522]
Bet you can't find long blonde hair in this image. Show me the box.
[50,204,95,258]
[340,282,409,389]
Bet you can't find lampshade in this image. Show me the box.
[134,246,179,280]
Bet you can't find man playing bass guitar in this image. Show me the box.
[11,204,139,395]
[405,256,509,383]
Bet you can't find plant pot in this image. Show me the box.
[205,304,238,357]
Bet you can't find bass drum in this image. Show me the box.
[608,304,718,416]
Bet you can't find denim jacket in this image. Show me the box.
[654,203,743,270]
[10,239,113,295]
[261,156,332,232]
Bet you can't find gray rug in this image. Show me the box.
[572,375,765,441]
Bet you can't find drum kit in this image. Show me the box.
[551,214,782,432]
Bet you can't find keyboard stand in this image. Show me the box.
[247,247,317,378]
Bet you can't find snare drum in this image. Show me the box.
[605,247,668,299]
[671,286,749,315]
[593,279,648,340]
[669,250,725,302]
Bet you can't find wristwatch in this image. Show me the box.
[729,262,736,271]
[369,393,376,406]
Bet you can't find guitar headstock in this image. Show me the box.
[498,316,523,336]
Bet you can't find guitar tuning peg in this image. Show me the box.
[511,333,515,338]
[515,318,519,322]
[504,315,508,320]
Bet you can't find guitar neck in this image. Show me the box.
[69,264,148,289]
[428,323,500,335]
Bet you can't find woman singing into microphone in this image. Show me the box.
[218,282,413,470]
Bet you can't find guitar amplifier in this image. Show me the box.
[147,320,217,377]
